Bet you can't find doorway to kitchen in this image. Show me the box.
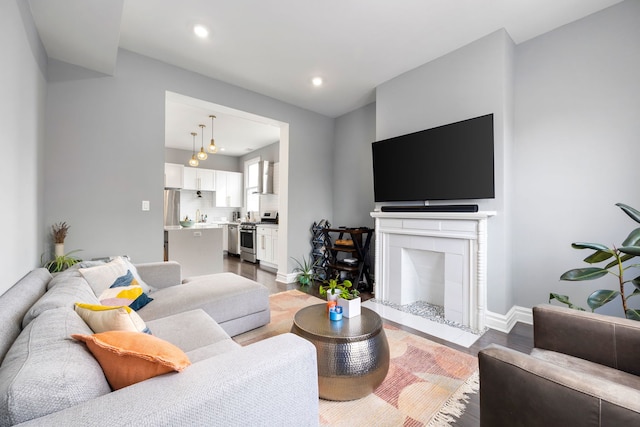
[164,91,290,280]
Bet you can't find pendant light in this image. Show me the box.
[207,114,219,154]
[197,124,208,160]
[188,132,199,167]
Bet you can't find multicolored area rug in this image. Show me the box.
[234,290,479,426]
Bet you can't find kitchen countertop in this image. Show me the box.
[164,223,231,231]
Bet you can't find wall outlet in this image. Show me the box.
[142,200,150,211]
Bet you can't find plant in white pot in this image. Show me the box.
[319,277,342,301]
[336,280,361,318]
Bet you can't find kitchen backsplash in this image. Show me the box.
[180,190,237,222]
[180,189,279,223]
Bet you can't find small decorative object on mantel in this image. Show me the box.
[42,221,82,273]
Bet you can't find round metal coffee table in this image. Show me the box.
[290,304,389,401]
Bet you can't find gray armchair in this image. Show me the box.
[479,304,640,426]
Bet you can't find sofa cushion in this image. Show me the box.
[531,348,640,390]
[146,309,237,355]
[0,307,111,426]
[22,269,100,328]
[137,273,269,326]
[0,268,51,365]
[72,331,191,390]
[74,303,151,334]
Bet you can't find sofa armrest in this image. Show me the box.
[533,304,640,374]
[135,261,181,289]
[18,333,319,426]
[479,344,640,426]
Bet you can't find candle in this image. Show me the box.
[326,301,337,314]
[329,307,342,321]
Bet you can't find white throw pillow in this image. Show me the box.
[79,257,131,296]
[74,303,151,334]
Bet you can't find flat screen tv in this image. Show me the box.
[372,114,495,203]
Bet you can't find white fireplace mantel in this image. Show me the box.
[370,210,496,330]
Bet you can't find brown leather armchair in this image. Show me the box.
[479,304,640,426]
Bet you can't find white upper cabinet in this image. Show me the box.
[183,167,215,191]
[165,163,184,188]
[215,170,243,207]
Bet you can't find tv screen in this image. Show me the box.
[372,114,495,203]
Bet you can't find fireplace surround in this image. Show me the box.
[370,210,495,330]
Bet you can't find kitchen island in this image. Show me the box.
[164,226,223,278]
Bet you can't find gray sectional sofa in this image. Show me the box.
[0,261,319,426]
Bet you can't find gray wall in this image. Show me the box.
[333,102,376,229]
[512,0,640,317]
[165,147,240,172]
[375,29,515,314]
[0,0,47,293]
[44,49,334,267]
[239,141,280,165]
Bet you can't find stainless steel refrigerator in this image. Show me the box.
[164,189,181,227]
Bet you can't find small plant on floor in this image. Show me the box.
[551,203,640,320]
[41,249,82,273]
[291,256,319,287]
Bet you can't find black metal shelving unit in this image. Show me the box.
[310,219,331,281]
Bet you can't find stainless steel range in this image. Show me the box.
[240,211,278,263]
[239,222,258,263]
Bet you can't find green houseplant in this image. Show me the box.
[319,277,358,301]
[291,256,319,287]
[42,249,82,273]
[42,221,82,273]
[551,203,640,320]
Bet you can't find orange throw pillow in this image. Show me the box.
[72,331,191,390]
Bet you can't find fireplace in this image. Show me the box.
[370,210,495,330]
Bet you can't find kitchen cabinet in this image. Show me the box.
[183,167,215,191]
[215,170,243,207]
[257,226,278,267]
[164,163,184,188]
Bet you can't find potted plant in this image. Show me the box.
[551,203,640,320]
[51,221,70,257]
[319,277,343,301]
[337,280,361,318]
[42,221,82,273]
[291,256,319,287]
[42,249,82,273]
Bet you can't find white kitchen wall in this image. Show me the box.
[179,190,237,223]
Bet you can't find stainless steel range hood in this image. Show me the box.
[260,160,273,194]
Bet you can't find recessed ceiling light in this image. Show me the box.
[194,25,209,38]
[220,147,226,152]
[311,77,323,87]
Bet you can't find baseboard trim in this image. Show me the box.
[277,271,297,284]
[485,305,533,333]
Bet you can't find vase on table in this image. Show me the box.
[326,292,339,302]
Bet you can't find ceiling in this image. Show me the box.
[27,0,622,154]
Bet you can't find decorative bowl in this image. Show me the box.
[179,220,194,228]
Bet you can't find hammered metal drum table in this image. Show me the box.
[290,304,390,401]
